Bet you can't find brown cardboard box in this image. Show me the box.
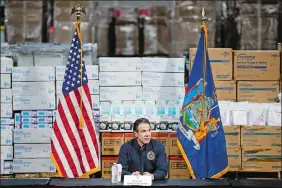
[223,126,241,147]
[214,81,236,101]
[101,133,124,155]
[169,156,190,179]
[234,50,280,80]
[241,126,281,148]
[169,133,181,156]
[237,81,280,103]
[15,173,40,178]
[39,172,61,178]
[124,133,135,143]
[115,24,139,56]
[151,132,170,156]
[242,147,282,171]
[190,48,233,81]
[102,156,118,178]
[227,147,241,171]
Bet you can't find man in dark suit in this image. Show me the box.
[117,118,168,180]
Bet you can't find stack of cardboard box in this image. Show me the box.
[234,50,280,103]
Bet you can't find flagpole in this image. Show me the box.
[201,7,207,132]
[71,4,86,129]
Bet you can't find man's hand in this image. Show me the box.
[143,172,154,180]
[132,171,140,176]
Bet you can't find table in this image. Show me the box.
[1,178,281,188]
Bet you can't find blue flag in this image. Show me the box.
[177,23,228,179]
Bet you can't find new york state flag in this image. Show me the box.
[177,22,228,179]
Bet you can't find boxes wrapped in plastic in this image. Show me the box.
[230,102,250,126]
[54,21,91,43]
[5,1,43,43]
[218,101,232,126]
[267,103,281,126]
[248,103,267,126]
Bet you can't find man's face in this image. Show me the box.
[135,123,151,145]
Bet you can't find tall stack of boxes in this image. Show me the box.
[1,57,14,177]
[99,57,189,178]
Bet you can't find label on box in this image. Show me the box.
[21,111,37,117]
[111,101,122,116]
[12,67,55,81]
[12,82,55,96]
[142,87,184,101]
[37,117,53,123]
[142,57,185,72]
[122,101,133,116]
[234,50,280,80]
[1,146,13,160]
[56,65,99,80]
[1,74,11,88]
[190,48,232,80]
[1,89,12,103]
[144,101,156,116]
[21,117,37,123]
[1,57,13,73]
[99,57,141,72]
[13,158,56,173]
[88,80,99,94]
[100,72,141,86]
[37,110,53,117]
[142,72,184,87]
[100,102,111,115]
[1,103,12,118]
[100,87,142,101]
[0,118,14,125]
[133,101,144,116]
[14,128,53,143]
[13,95,56,110]
[91,95,100,109]
[14,144,51,158]
[0,130,13,145]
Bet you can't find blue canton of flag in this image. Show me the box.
[62,31,87,94]
[176,23,228,179]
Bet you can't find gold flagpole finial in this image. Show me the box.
[201,7,206,23]
[71,4,86,22]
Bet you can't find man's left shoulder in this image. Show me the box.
[150,138,165,148]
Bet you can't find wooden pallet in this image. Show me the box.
[223,171,281,180]
[15,173,40,178]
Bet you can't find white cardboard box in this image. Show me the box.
[13,95,56,110]
[13,158,56,173]
[1,74,11,88]
[56,80,63,94]
[56,65,99,80]
[91,95,99,109]
[13,128,53,144]
[142,87,185,101]
[88,80,99,94]
[99,57,141,72]
[1,160,13,175]
[99,72,141,86]
[100,87,142,101]
[142,57,185,72]
[14,144,51,158]
[12,82,55,96]
[1,146,13,160]
[142,72,184,86]
[0,130,13,145]
[0,103,13,118]
[0,118,14,125]
[0,125,14,130]
[1,57,13,73]
[1,89,12,103]
[12,67,55,81]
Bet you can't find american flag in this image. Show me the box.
[51,23,100,178]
